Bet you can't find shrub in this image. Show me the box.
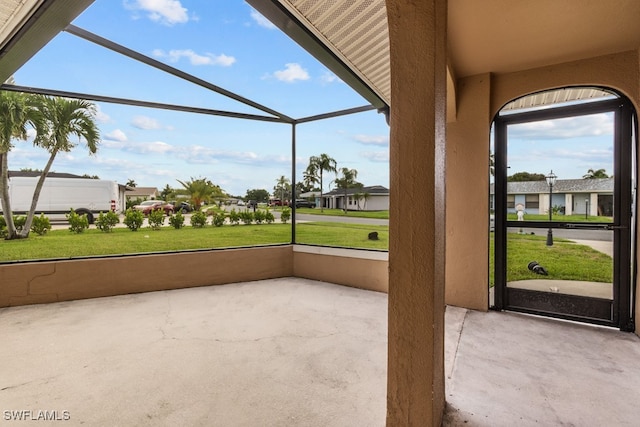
[95,211,120,232]
[66,209,89,233]
[30,213,52,236]
[147,209,165,230]
[228,208,240,225]
[265,210,275,224]
[13,215,26,232]
[168,211,185,229]
[239,210,253,225]
[211,212,226,227]
[0,216,5,238]
[280,208,291,224]
[253,209,265,224]
[123,208,144,231]
[190,210,207,228]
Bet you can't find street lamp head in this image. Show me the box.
[546,170,557,187]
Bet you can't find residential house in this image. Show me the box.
[125,186,159,202]
[490,178,613,216]
[323,185,389,211]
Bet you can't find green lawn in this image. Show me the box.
[0,222,388,262]
[489,233,612,286]
[295,208,389,219]
[507,213,613,223]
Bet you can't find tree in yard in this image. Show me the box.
[18,96,100,238]
[307,153,337,212]
[274,175,291,204]
[583,168,609,179]
[507,171,546,182]
[245,188,269,203]
[333,167,360,213]
[160,184,173,201]
[354,190,371,211]
[176,177,225,208]
[0,90,43,239]
[126,179,137,187]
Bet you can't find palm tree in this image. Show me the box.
[308,153,337,212]
[177,177,224,208]
[274,175,290,205]
[20,96,100,238]
[333,167,359,213]
[126,179,137,188]
[583,168,609,179]
[0,90,41,239]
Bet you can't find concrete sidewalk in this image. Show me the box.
[1,278,639,426]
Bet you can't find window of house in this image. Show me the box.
[525,194,539,209]
[507,195,515,208]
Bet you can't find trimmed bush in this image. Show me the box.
[211,212,225,227]
[239,210,253,225]
[95,211,120,232]
[66,209,89,233]
[190,210,207,228]
[30,213,52,236]
[280,208,291,224]
[265,211,275,224]
[253,209,265,224]
[123,208,144,231]
[147,209,165,230]
[228,208,240,225]
[168,211,185,229]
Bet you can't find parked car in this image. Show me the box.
[237,200,245,206]
[294,199,315,208]
[133,200,174,216]
[170,201,192,213]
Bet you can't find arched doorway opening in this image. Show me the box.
[491,87,637,331]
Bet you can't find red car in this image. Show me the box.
[133,200,174,216]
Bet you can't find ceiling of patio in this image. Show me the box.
[0,0,639,110]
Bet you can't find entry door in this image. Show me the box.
[493,97,635,331]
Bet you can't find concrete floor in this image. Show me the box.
[1,278,639,426]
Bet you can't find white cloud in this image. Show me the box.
[104,129,128,142]
[360,151,389,163]
[320,71,340,84]
[354,134,389,146]
[125,0,189,25]
[250,9,276,29]
[94,105,111,123]
[508,113,613,140]
[153,49,236,66]
[272,63,310,83]
[131,115,163,130]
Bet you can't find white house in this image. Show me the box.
[490,178,613,217]
[323,185,389,211]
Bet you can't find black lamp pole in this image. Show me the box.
[546,170,557,246]
[585,198,589,220]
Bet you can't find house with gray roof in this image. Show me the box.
[490,177,613,217]
[323,185,389,211]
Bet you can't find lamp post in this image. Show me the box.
[546,170,557,246]
[585,198,589,220]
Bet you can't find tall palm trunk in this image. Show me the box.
[19,147,58,237]
[0,152,18,239]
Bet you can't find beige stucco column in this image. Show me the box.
[385,0,447,425]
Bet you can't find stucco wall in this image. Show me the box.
[0,245,392,308]
[0,246,294,307]
[293,246,388,293]
[445,73,492,310]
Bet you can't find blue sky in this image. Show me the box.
[8,0,616,196]
[9,0,390,197]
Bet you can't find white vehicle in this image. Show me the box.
[2,176,120,224]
